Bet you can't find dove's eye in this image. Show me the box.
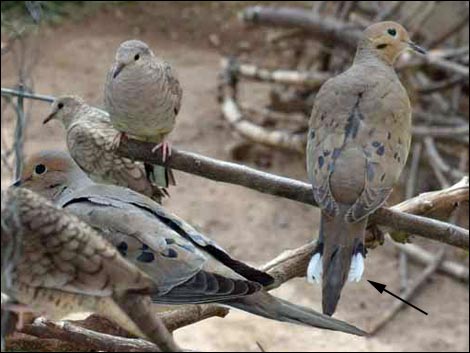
[134,54,140,61]
[34,164,47,175]
[387,28,397,37]
[58,103,64,109]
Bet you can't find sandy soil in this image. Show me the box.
[1,2,469,352]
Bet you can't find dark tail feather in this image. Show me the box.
[145,163,176,188]
[226,292,366,336]
[321,212,367,316]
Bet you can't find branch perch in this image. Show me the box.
[19,317,161,352]
[117,139,469,250]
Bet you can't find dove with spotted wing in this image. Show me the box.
[1,187,180,351]
[306,22,425,316]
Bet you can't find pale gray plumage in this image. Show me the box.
[17,151,366,337]
[1,187,180,351]
[306,21,423,316]
[43,96,167,202]
[104,39,181,186]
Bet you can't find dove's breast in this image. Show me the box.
[105,62,177,142]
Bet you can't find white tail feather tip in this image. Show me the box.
[348,253,365,282]
[307,253,322,284]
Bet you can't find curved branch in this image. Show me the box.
[221,58,331,88]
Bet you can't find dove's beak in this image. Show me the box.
[407,41,426,55]
[113,63,125,79]
[43,111,56,124]
[11,179,23,187]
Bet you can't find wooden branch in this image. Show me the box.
[412,125,469,140]
[424,137,466,181]
[118,141,315,204]
[117,139,469,250]
[160,305,229,332]
[425,55,469,78]
[391,176,469,219]
[374,1,405,21]
[416,76,466,94]
[221,58,331,89]
[19,317,161,352]
[371,208,468,250]
[221,86,307,153]
[241,6,361,50]
[368,249,445,335]
[390,241,469,282]
[426,12,469,49]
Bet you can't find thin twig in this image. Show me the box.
[400,142,423,292]
[426,12,469,49]
[390,241,469,282]
[368,249,445,335]
[19,317,161,352]
[424,137,466,181]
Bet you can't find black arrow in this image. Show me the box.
[367,280,428,315]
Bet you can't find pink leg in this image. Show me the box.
[151,140,172,162]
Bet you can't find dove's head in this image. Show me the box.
[357,21,426,65]
[43,95,85,127]
[13,150,89,201]
[111,40,154,79]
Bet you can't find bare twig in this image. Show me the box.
[424,137,466,181]
[390,241,469,282]
[220,58,331,89]
[19,317,161,352]
[241,6,361,50]
[221,86,306,153]
[400,142,423,291]
[426,12,469,49]
[374,1,405,21]
[368,249,445,335]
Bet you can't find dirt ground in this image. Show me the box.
[1,2,469,352]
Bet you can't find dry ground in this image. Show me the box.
[1,2,469,352]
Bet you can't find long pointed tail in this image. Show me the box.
[307,213,367,316]
[226,292,366,336]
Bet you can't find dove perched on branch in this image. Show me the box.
[1,187,180,351]
[104,39,181,187]
[43,96,167,203]
[306,21,425,316]
[16,151,366,337]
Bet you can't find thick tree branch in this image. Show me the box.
[118,139,469,250]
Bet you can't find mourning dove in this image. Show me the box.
[1,187,180,351]
[306,22,425,316]
[15,151,366,337]
[104,39,181,185]
[43,95,168,202]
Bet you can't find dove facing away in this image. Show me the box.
[306,22,425,316]
[105,39,181,184]
[1,187,180,351]
[16,150,366,337]
[43,95,169,202]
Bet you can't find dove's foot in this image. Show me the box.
[151,141,172,162]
